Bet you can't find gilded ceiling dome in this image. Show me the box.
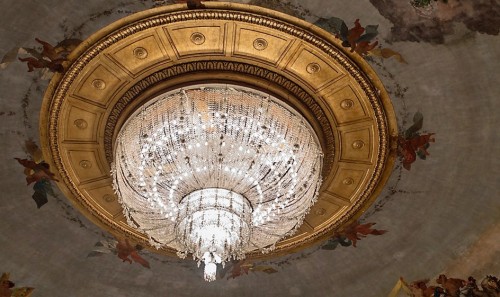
[40,3,397,265]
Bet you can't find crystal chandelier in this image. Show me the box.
[113,84,323,281]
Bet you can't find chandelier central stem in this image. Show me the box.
[175,188,252,281]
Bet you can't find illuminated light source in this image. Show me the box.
[113,84,323,281]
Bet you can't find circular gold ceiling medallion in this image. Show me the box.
[253,38,268,50]
[133,47,149,59]
[190,32,206,45]
[306,62,321,74]
[40,3,397,259]
[91,79,106,90]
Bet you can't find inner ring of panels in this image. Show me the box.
[40,3,397,259]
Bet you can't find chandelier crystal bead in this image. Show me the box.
[113,84,323,281]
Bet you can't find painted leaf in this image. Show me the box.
[416,149,427,160]
[14,158,59,185]
[130,252,151,269]
[322,236,352,250]
[11,287,35,297]
[343,222,387,247]
[322,239,340,250]
[88,239,118,257]
[32,179,56,208]
[368,48,408,64]
[0,47,21,69]
[31,190,48,208]
[87,251,106,258]
[357,25,379,43]
[116,238,150,269]
[54,38,82,56]
[325,222,387,248]
[404,112,424,139]
[20,47,43,60]
[355,41,379,55]
[252,266,278,274]
[24,139,43,163]
[175,0,211,9]
[227,261,252,279]
[347,19,365,49]
[39,68,53,80]
[314,17,348,40]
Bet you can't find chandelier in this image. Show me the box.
[113,84,323,281]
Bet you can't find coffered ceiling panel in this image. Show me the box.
[233,25,293,64]
[164,23,227,57]
[285,46,345,92]
[108,33,170,76]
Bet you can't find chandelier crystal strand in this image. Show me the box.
[113,85,323,281]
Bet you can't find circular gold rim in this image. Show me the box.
[40,3,398,260]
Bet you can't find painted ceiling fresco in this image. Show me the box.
[0,0,498,296]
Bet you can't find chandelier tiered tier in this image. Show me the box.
[113,84,323,281]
